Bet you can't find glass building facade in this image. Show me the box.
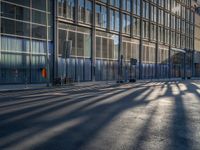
[0,0,53,84]
[0,0,198,84]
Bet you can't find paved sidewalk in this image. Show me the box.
[0,78,199,92]
[0,81,117,92]
[0,84,48,92]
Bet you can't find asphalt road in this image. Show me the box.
[0,81,200,150]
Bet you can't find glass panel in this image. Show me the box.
[32,0,46,11]
[1,2,30,21]
[32,10,47,25]
[32,25,47,39]
[1,18,30,37]
[77,33,84,56]
[6,0,30,6]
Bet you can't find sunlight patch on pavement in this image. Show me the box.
[178,83,188,91]
[196,89,200,95]
[171,84,180,95]
[134,88,153,101]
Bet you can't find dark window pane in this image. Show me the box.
[1,2,15,19]
[6,0,30,6]
[1,2,30,21]
[1,18,15,35]
[96,37,101,57]
[58,29,66,54]
[48,0,53,12]
[1,18,30,36]
[32,25,47,39]
[32,0,46,11]
[16,21,30,36]
[32,10,46,25]
[77,33,84,56]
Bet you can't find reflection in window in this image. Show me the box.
[95,4,107,28]
[122,14,131,35]
[110,9,119,31]
[78,0,92,24]
[78,0,85,22]
[58,0,75,20]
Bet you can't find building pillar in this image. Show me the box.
[46,0,50,86]
[118,0,124,81]
[0,0,1,82]
[168,0,172,79]
[192,11,195,77]
[155,0,159,79]
[139,0,143,80]
[91,0,96,81]
[53,0,58,82]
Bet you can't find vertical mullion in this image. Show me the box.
[29,0,32,83]
[0,0,1,83]
[46,0,50,86]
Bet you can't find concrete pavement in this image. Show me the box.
[0,81,200,150]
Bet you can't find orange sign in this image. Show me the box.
[41,68,47,78]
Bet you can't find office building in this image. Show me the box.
[0,0,198,84]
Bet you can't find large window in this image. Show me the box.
[58,0,75,20]
[110,9,120,31]
[158,26,164,43]
[1,18,30,37]
[150,5,157,22]
[32,25,47,39]
[95,4,107,28]
[85,0,92,24]
[122,39,139,61]
[58,25,91,57]
[165,29,170,45]
[32,0,46,11]
[142,45,156,63]
[32,10,46,25]
[143,21,149,39]
[132,17,140,36]
[78,0,92,24]
[150,24,156,41]
[110,0,120,8]
[1,2,30,21]
[133,0,140,16]
[143,1,149,19]
[95,32,119,60]
[158,9,164,25]
[122,0,131,12]
[122,14,131,35]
